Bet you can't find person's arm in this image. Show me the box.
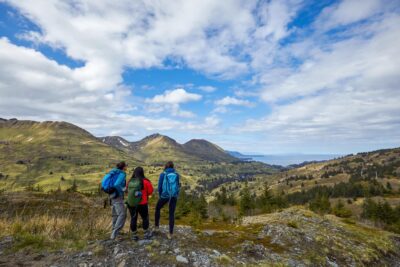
[158,173,164,196]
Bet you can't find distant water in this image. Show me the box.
[249,154,342,167]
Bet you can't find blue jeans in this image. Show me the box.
[155,197,177,234]
[111,196,126,239]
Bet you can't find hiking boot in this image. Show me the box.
[167,233,173,240]
[144,230,153,240]
[132,231,139,241]
[153,227,160,235]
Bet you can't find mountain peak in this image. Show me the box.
[140,133,177,144]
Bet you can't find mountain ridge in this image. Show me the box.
[99,133,238,163]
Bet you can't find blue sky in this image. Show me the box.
[0,0,399,154]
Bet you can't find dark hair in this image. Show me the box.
[131,166,145,190]
[164,161,174,170]
[116,161,127,170]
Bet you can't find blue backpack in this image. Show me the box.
[101,170,119,194]
[161,171,180,198]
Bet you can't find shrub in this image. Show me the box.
[309,194,331,214]
[332,200,352,218]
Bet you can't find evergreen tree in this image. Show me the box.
[386,182,392,191]
[195,194,209,219]
[309,194,331,214]
[239,185,255,216]
[332,199,352,218]
[69,179,78,192]
[175,189,191,218]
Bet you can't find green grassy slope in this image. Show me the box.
[182,139,237,162]
[0,119,141,191]
[0,119,280,193]
[130,134,200,164]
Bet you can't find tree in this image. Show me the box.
[217,186,228,205]
[386,182,392,191]
[332,199,352,218]
[175,190,191,218]
[68,179,78,192]
[239,185,255,216]
[309,194,331,214]
[194,194,208,219]
[361,198,378,221]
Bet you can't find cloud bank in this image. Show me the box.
[0,0,399,153]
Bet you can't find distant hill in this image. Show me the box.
[256,146,400,197]
[0,118,139,191]
[226,150,254,160]
[0,118,280,192]
[100,134,237,164]
[183,139,236,162]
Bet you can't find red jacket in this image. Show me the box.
[139,178,153,205]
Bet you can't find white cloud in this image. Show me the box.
[5,0,259,80]
[215,96,254,107]
[146,88,202,104]
[0,37,214,136]
[198,85,217,93]
[316,0,382,30]
[1,0,400,152]
[145,88,202,118]
[239,11,400,151]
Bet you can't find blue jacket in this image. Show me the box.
[106,168,126,198]
[158,168,180,197]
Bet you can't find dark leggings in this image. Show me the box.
[155,197,177,234]
[128,204,149,233]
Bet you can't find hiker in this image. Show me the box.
[126,166,154,241]
[154,161,180,239]
[101,161,128,240]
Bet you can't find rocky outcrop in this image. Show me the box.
[2,208,399,266]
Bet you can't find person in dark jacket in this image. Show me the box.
[126,167,154,241]
[154,161,180,239]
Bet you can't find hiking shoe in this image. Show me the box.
[144,230,153,240]
[167,233,173,240]
[131,231,139,241]
[153,227,160,235]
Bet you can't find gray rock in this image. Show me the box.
[176,255,189,264]
[117,259,126,267]
[202,230,216,236]
[174,248,180,254]
[115,253,127,261]
[212,249,221,256]
[113,246,121,256]
[138,239,152,246]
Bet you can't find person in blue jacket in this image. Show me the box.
[154,161,180,239]
[106,161,128,240]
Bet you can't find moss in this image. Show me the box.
[216,254,233,265]
[93,244,106,256]
[286,221,298,229]
[198,224,285,254]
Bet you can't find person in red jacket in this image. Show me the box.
[126,166,154,241]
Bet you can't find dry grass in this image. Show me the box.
[0,192,111,252]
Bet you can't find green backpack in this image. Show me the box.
[126,178,142,208]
